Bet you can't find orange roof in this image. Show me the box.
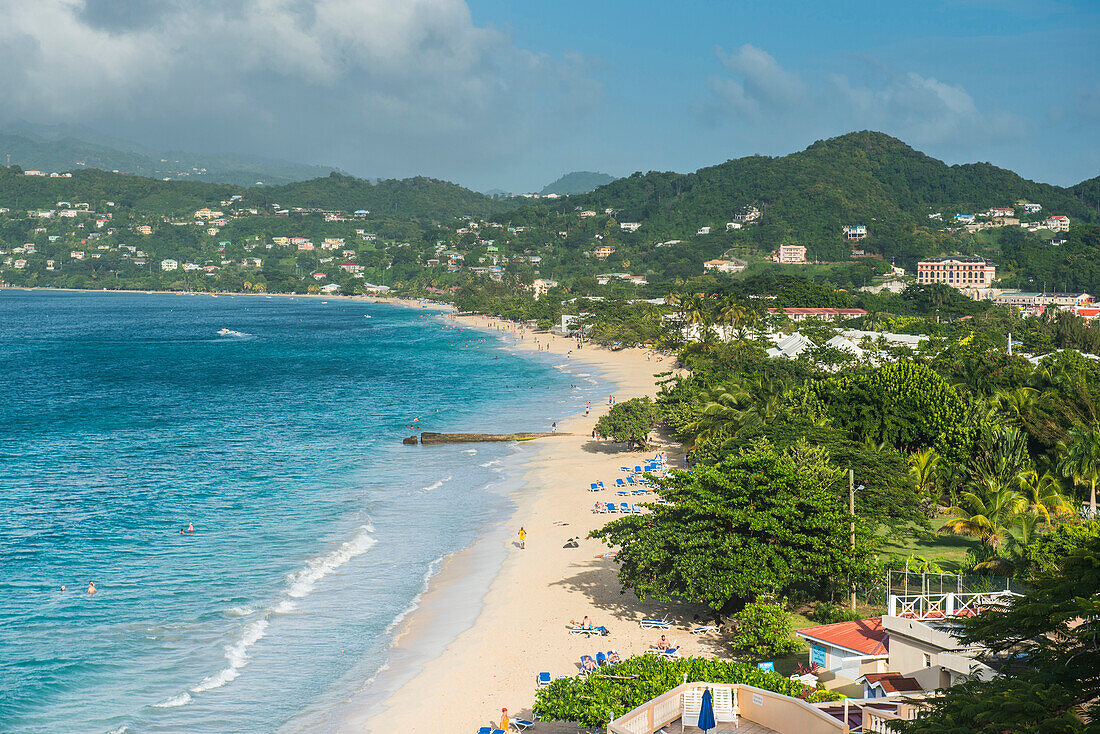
[796,616,888,656]
[860,673,923,693]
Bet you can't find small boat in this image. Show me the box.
[217,328,248,337]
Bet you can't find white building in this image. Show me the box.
[696,226,711,235]
[619,222,641,232]
[703,258,746,274]
[160,259,179,271]
[843,225,867,241]
[1045,215,1070,232]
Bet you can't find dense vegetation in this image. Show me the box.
[894,534,1100,733]
[506,131,1096,265]
[533,655,840,727]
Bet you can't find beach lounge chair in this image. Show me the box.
[660,646,680,658]
[605,503,618,513]
[616,490,629,496]
[607,650,622,664]
[615,478,627,487]
[712,687,738,724]
[595,651,607,666]
[691,625,718,635]
[513,719,535,731]
[589,482,601,491]
[633,465,643,475]
[580,655,598,674]
[620,466,632,473]
[537,671,551,686]
[620,502,630,513]
[681,690,703,733]
[477,728,505,734]
[640,616,671,629]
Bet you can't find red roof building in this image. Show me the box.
[766,307,868,322]
[858,672,923,698]
[797,617,888,656]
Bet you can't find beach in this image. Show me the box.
[351,316,718,733]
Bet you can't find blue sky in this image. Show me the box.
[0,0,1096,190]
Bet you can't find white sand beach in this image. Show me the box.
[349,315,724,733]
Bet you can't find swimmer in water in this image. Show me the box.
[187,522,194,534]
[87,581,97,595]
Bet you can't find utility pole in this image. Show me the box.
[850,469,856,610]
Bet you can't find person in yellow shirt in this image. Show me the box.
[500,707,510,731]
[518,527,526,549]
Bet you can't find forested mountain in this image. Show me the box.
[1071,174,1100,212]
[0,127,335,187]
[0,167,512,221]
[539,171,616,196]
[511,132,1096,264]
[251,173,516,220]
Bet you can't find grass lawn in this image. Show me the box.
[877,518,982,573]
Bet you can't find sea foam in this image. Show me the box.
[192,619,268,693]
[286,525,377,599]
[154,692,192,708]
[420,477,451,492]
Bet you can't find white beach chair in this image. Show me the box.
[713,687,739,725]
[681,690,703,733]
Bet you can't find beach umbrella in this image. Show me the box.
[697,688,716,733]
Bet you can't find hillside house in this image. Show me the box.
[1023,203,1042,214]
[843,225,867,241]
[697,226,712,235]
[1045,215,1070,232]
[619,222,641,232]
[592,246,616,260]
[772,244,807,264]
[703,258,746,274]
[161,259,178,271]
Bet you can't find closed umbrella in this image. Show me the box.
[697,688,716,732]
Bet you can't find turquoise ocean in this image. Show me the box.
[0,290,606,733]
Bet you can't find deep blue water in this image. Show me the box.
[0,290,602,733]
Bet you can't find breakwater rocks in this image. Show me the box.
[404,431,570,445]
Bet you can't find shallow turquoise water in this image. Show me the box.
[0,290,602,733]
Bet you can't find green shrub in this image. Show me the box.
[809,602,864,625]
[731,599,801,660]
[533,655,841,727]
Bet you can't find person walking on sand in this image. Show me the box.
[518,527,526,549]
[500,708,510,731]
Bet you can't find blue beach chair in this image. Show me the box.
[620,502,630,513]
[596,651,607,666]
[640,616,670,629]
[605,502,618,513]
[537,671,551,686]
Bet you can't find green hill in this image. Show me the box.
[538,171,616,196]
[252,173,515,220]
[516,132,1094,265]
[0,167,511,221]
[1071,174,1100,212]
[0,126,337,187]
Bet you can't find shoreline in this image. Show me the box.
[346,315,711,734]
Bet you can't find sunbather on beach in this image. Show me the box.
[608,651,622,664]
[655,634,669,649]
[581,655,598,672]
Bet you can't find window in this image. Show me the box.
[923,653,932,668]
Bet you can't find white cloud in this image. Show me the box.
[702,45,1026,148]
[708,44,806,118]
[0,0,599,179]
[828,71,1027,145]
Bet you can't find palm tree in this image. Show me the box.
[684,381,752,448]
[909,448,942,509]
[1016,470,1074,525]
[940,483,1027,550]
[993,387,1038,428]
[717,296,748,342]
[1059,426,1100,516]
